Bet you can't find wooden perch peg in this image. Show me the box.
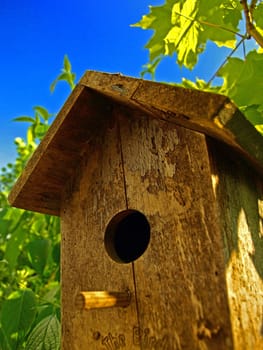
[75,290,131,310]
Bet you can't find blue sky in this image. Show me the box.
[0,0,230,168]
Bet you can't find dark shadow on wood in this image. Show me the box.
[208,137,263,348]
[208,137,263,279]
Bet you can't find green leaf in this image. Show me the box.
[50,73,68,93]
[254,2,263,29]
[240,105,263,135]
[0,289,36,347]
[256,124,263,135]
[27,125,34,144]
[26,315,60,350]
[42,283,60,304]
[218,51,263,106]
[198,0,241,48]
[240,105,263,126]
[0,326,12,350]
[28,238,50,275]
[33,106,52,122]
[35,304,56,325]
[52,242,60,265]
[0,208,12,238]
[217,51,263,129]
[34,124,50,139]
[50,55,76,92]
[63,54,71,72]
[13,116,36,123]
[134,0,242,71]
[181,77,221,93]
[132,1,175,62]
[167,1,204,68]
[4,228,27,270]
[0,56,64,349]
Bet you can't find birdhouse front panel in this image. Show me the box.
[60,103,233,349]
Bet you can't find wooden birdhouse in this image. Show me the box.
[9,72,263,350]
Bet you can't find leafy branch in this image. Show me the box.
[241,0,263,47]
[50,55,76,92]
[134,0,263,135]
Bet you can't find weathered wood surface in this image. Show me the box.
[61,108,238,349]
[8,84,86,215]
[118,109,233,349]
[8,71,263,216]
[7,71,263,349]
[60,114,138,350]
[80,71,263,174]
[208,139,263,350]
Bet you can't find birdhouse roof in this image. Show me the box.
[8,71,263,216]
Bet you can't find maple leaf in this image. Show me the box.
[133,0,241,69]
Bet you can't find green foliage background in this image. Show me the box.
[0,56,75,349]
[133,0,263,134]
[1,1,263,348]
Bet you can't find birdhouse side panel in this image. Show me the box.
[60,119,139,350]
[118,112,233,350]
[208,139,263,350]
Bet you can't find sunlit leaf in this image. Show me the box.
[132,1,174,62]
[26,315,60,350]
[198,0,241,48]
[50,74,65,93]
[33,106,52,122]
[27,126,34,144]
[165,1,202,68]
[50,55,76,92]
[34,124,49,139]
[256,124,263,135]
[63,54,71,72]
[134,0,241,71]
[254,2,263,29]
[181,77,221,93]
[141,57,162,79]
[12,116,35,123]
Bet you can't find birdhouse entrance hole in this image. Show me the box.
[104,210,150,264]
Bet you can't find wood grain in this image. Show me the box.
[118,109,233,349]
[208,139,263,350]
[81,71,263,175]
[60,113,138,350]
[7,71,263,349]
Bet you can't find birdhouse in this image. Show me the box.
[9,71,263,350]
